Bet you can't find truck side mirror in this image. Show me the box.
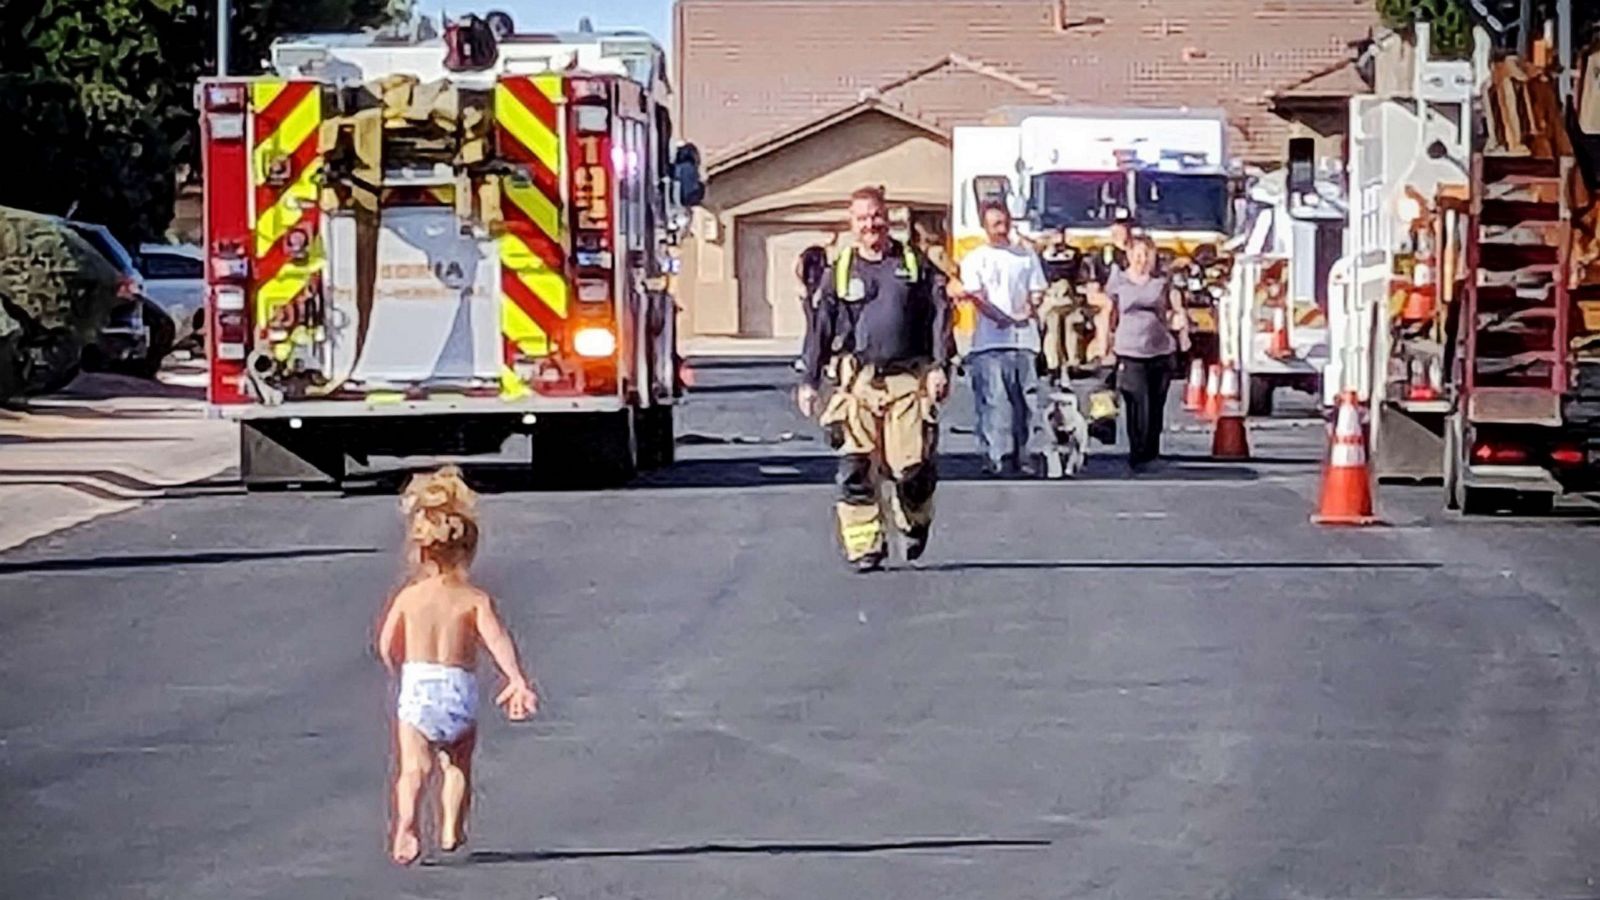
[673,142,705,208]
[1006,191,1027,222]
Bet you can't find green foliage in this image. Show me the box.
[0,0,394,243]
[1377,0,1475,59]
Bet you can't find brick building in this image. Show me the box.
[674,0,1380,338]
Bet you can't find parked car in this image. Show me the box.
[61,221,172,378]
[137,242,206,349]
[0,206,126,400]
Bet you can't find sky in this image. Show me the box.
[445,0,674,51]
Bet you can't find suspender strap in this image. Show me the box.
[833,243,919,297]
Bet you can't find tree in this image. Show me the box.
[1377,0,1475,59]
[0,0,394,244]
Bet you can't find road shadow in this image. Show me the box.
[940,452,1260,483]
[0,468,239,501]
[1162,452,1323,467]
[447,836,1051,866]
[684,382,791,396]
[908,558,1442,573]
[681,357,796,371]
[0,403,199,422]
[634,453,836,489]
[0,546,378,575]
[326,447,1268,496]
[0,435,179,446]
[57,372,205,402]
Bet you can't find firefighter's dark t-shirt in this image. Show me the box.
[801,242,950,388]
[1088,245,1130,287]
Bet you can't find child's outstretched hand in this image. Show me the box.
[496,678,538,721]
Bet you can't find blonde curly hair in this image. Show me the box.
[399,465,480,570]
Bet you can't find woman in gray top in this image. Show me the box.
[1106,235,1191,470]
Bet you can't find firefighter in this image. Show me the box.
[798,186,952,572]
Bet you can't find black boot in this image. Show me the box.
[903,524,930,562]
[853,551,886,573]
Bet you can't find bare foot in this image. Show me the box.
[440,827,467,852]
[391,828,421,866]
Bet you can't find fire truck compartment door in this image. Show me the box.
[325,208,501,385]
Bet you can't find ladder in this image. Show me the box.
[1463,75,1574,425]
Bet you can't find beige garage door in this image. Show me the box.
[736,221,842,339]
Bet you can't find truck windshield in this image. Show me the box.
[1134,172,1230,231]
[1030,172,1124,229]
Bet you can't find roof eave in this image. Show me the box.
[706,100,947,176]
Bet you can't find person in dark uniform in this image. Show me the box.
[792,245,830,372]
[798,186,952,572]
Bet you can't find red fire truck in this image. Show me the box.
[196,23,699,487]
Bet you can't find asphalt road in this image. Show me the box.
[3,358,1600,899]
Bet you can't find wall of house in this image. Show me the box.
[679,112,952,337]
[1279,109,1351,167]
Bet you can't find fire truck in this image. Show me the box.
[951,108,1238,370]
[196,20,700,487]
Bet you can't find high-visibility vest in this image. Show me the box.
[834,243,920,298]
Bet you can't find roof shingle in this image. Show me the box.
[675,0,1377,162]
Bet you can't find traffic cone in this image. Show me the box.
[1267,306,1292,359]
[1400,287,1436,323]
[1182,358,1206,411]
[1210,367,1250,460]
[1311,393,1380,526]
[1202,363,1224,419]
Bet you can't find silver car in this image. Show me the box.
[138,242,206,346]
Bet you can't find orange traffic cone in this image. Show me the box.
[1400,286,1436,323]
[1210,367,1250,460]
[1182,358,1206,411]
[1268,306,1291,359]
[1312,393,1380,525]
[1201,363,1224,419]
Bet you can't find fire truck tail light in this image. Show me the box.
[572,327,617,358]
[216,309,249,359]
[214,286,247,311]
[575,105,610,134]
[1473,441,1528,465]
[204,84,247,111]
[208,113,246,140]
[211,256,249,282]
[1551,446,1585,467]
[577,280,609,302]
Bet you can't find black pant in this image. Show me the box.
[1117,355,1172,466]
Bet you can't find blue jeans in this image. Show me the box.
[968,348,1039,467]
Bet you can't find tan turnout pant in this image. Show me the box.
[819,359,939,561]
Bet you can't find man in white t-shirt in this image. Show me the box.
[960,202,1048,476]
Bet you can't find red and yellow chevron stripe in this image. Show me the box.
[250,81,324,340]
[495,74,568,396]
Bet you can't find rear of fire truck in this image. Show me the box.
[197,26,692,488]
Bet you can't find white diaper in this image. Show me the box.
[397,662,478,744]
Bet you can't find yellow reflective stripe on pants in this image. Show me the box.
[836,507,885,561]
